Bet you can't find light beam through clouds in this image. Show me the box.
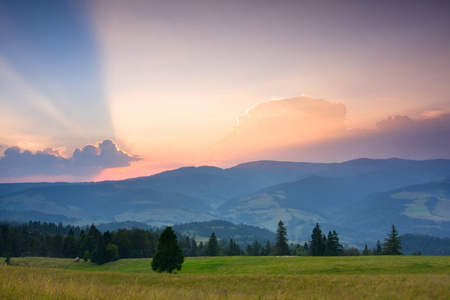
[0,0,449,182]
[0,0,114,154]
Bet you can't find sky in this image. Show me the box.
[1,0,449,183]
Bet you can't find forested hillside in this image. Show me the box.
[401,234,450,255]
[1,158,449,246]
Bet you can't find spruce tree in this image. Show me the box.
[151,226,184,273]
[383,224,402,255]
[362,244,369,256]
[375,240,382,255]
[227,239,240,256]
[190,238,198,257]
[264,241,272,256]
[198,241,205,256]
[303,242,309,252]
[63,234,79,258]
[310,223,326,256]
[206,232,220,256]
[324,230,342,256]
[275,220,290,255]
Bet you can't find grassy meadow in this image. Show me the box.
[1,256,449,299]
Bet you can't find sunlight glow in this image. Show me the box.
[2,1,449,182]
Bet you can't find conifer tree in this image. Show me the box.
[227,239,240,256]
[303,242,309,252]
[275,220,290,255]
[198,241,205,256]
[151,226,184,273]
[383,224,402,255]
[206,232,220,256]
[324,230,342,256]
[63,233,79,258]
[264,241,272,256]
[310,223,326,256]
[190,238,198,257]
[362,244,369,256]
[375,240,382,255]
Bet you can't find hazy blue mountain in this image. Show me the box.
[219,170,418,216]
[401,234,450,255]
[216,170,438,244]
[118,166,264,208]
[0,158,449,246]
[0,182,70,197]
[0,182,215,227]
[0,209,79,224]
[333,180,450,243]
[226,160,332,186]
[228,158,450,185]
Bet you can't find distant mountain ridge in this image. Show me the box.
[1,158,450,246]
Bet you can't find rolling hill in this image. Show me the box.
[333,180,450,242]
[1,158,449,245]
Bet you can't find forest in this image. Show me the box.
[1,220,449,265]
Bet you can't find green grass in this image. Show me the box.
[182,256,450,275]
[1,256,449,299]
[8,255,450,275]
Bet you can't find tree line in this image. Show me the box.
[0,221,159,264]
[150,221,403,273]
[1,220,402,265]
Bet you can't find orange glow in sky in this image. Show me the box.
[1,1,450,182]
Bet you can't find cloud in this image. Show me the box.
[72,139,140,169]
[220,96,347,155]
[261,113,450,163]
[0,139,141,180]
[375,115,415,130]
[421,109,450,119]
[218,96,450,165]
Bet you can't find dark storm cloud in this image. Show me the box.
[0,139,141,179]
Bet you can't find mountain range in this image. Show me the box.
[1,158,449,247]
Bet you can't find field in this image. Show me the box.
[1,256,449,299]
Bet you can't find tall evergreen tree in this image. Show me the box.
[275,220,290,256]
[310,223,326,256]
[190,238,198,257]
[63,234,79,258]
[383,224,402,255]
[227,239,240,256]
[264,241,272,256]
[303,242,309,252]
[248,240,262,256]
[198,241,205,256]
[362,244,369,256]
[375,240,382,255]
[151,226,184,273]
[206,232,220,256]
[324,230,342,256]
